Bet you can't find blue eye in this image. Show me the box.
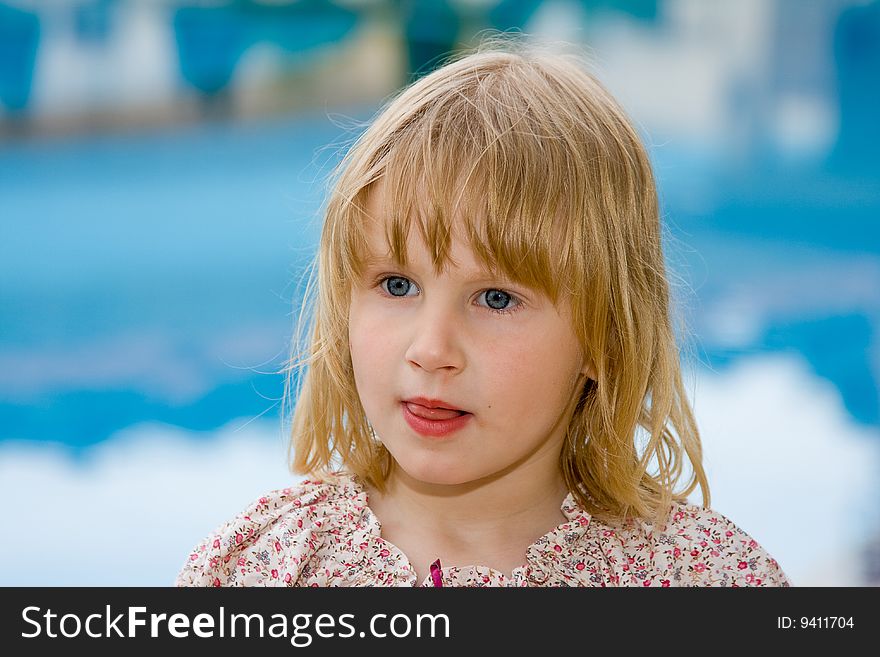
[483,289,515,313]
[376,275,523,316]
[383,276,415,297]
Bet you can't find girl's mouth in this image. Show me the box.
[401,402,472,437]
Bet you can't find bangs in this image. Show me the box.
[339,63,595,306]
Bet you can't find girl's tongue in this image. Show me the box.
[405,403,465,420]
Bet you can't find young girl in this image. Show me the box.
[176,39,790,587]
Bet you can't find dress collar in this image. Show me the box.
[319,472,608,586]
[339,471,593,561]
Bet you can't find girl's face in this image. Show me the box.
[348,190,592,488]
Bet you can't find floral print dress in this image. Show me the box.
[176,473,791,587]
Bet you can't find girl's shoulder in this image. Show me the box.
[602,500,792,587]
[174,474,365,587]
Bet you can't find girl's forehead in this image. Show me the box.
[360,184,493,264]
[363,180,484,228]
[360,222,502,280]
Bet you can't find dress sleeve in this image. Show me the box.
[660,503,792,587]
[175,479,334,587]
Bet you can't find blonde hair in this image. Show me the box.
[283,36,709,526]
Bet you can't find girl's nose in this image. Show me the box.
[404,302,465,374]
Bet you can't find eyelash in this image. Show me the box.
[373,275,525,316]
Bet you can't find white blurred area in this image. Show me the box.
[28,2,179,117]
[0,355,875,586]
[686,354,877,587]
[579,0,842,159]
[0,418,297,586]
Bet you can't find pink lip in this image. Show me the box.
[402,396,467,412]
[401,402,472,437]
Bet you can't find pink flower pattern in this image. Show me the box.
[176,473,791,587]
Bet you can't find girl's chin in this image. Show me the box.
[391,457,489,488]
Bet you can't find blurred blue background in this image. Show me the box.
[1,0,878,586]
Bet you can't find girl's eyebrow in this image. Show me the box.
[363,256,510,283]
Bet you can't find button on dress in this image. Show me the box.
[175,472,791,587]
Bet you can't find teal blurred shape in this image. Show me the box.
[830,0,880,175]
[0,2,40,112]
[403,0,462,79]
[489,0,658,32]
[0,371,287,454]
[173,0,359,96]
[487,0,543,31]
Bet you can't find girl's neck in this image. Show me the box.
[364,466,571,556]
